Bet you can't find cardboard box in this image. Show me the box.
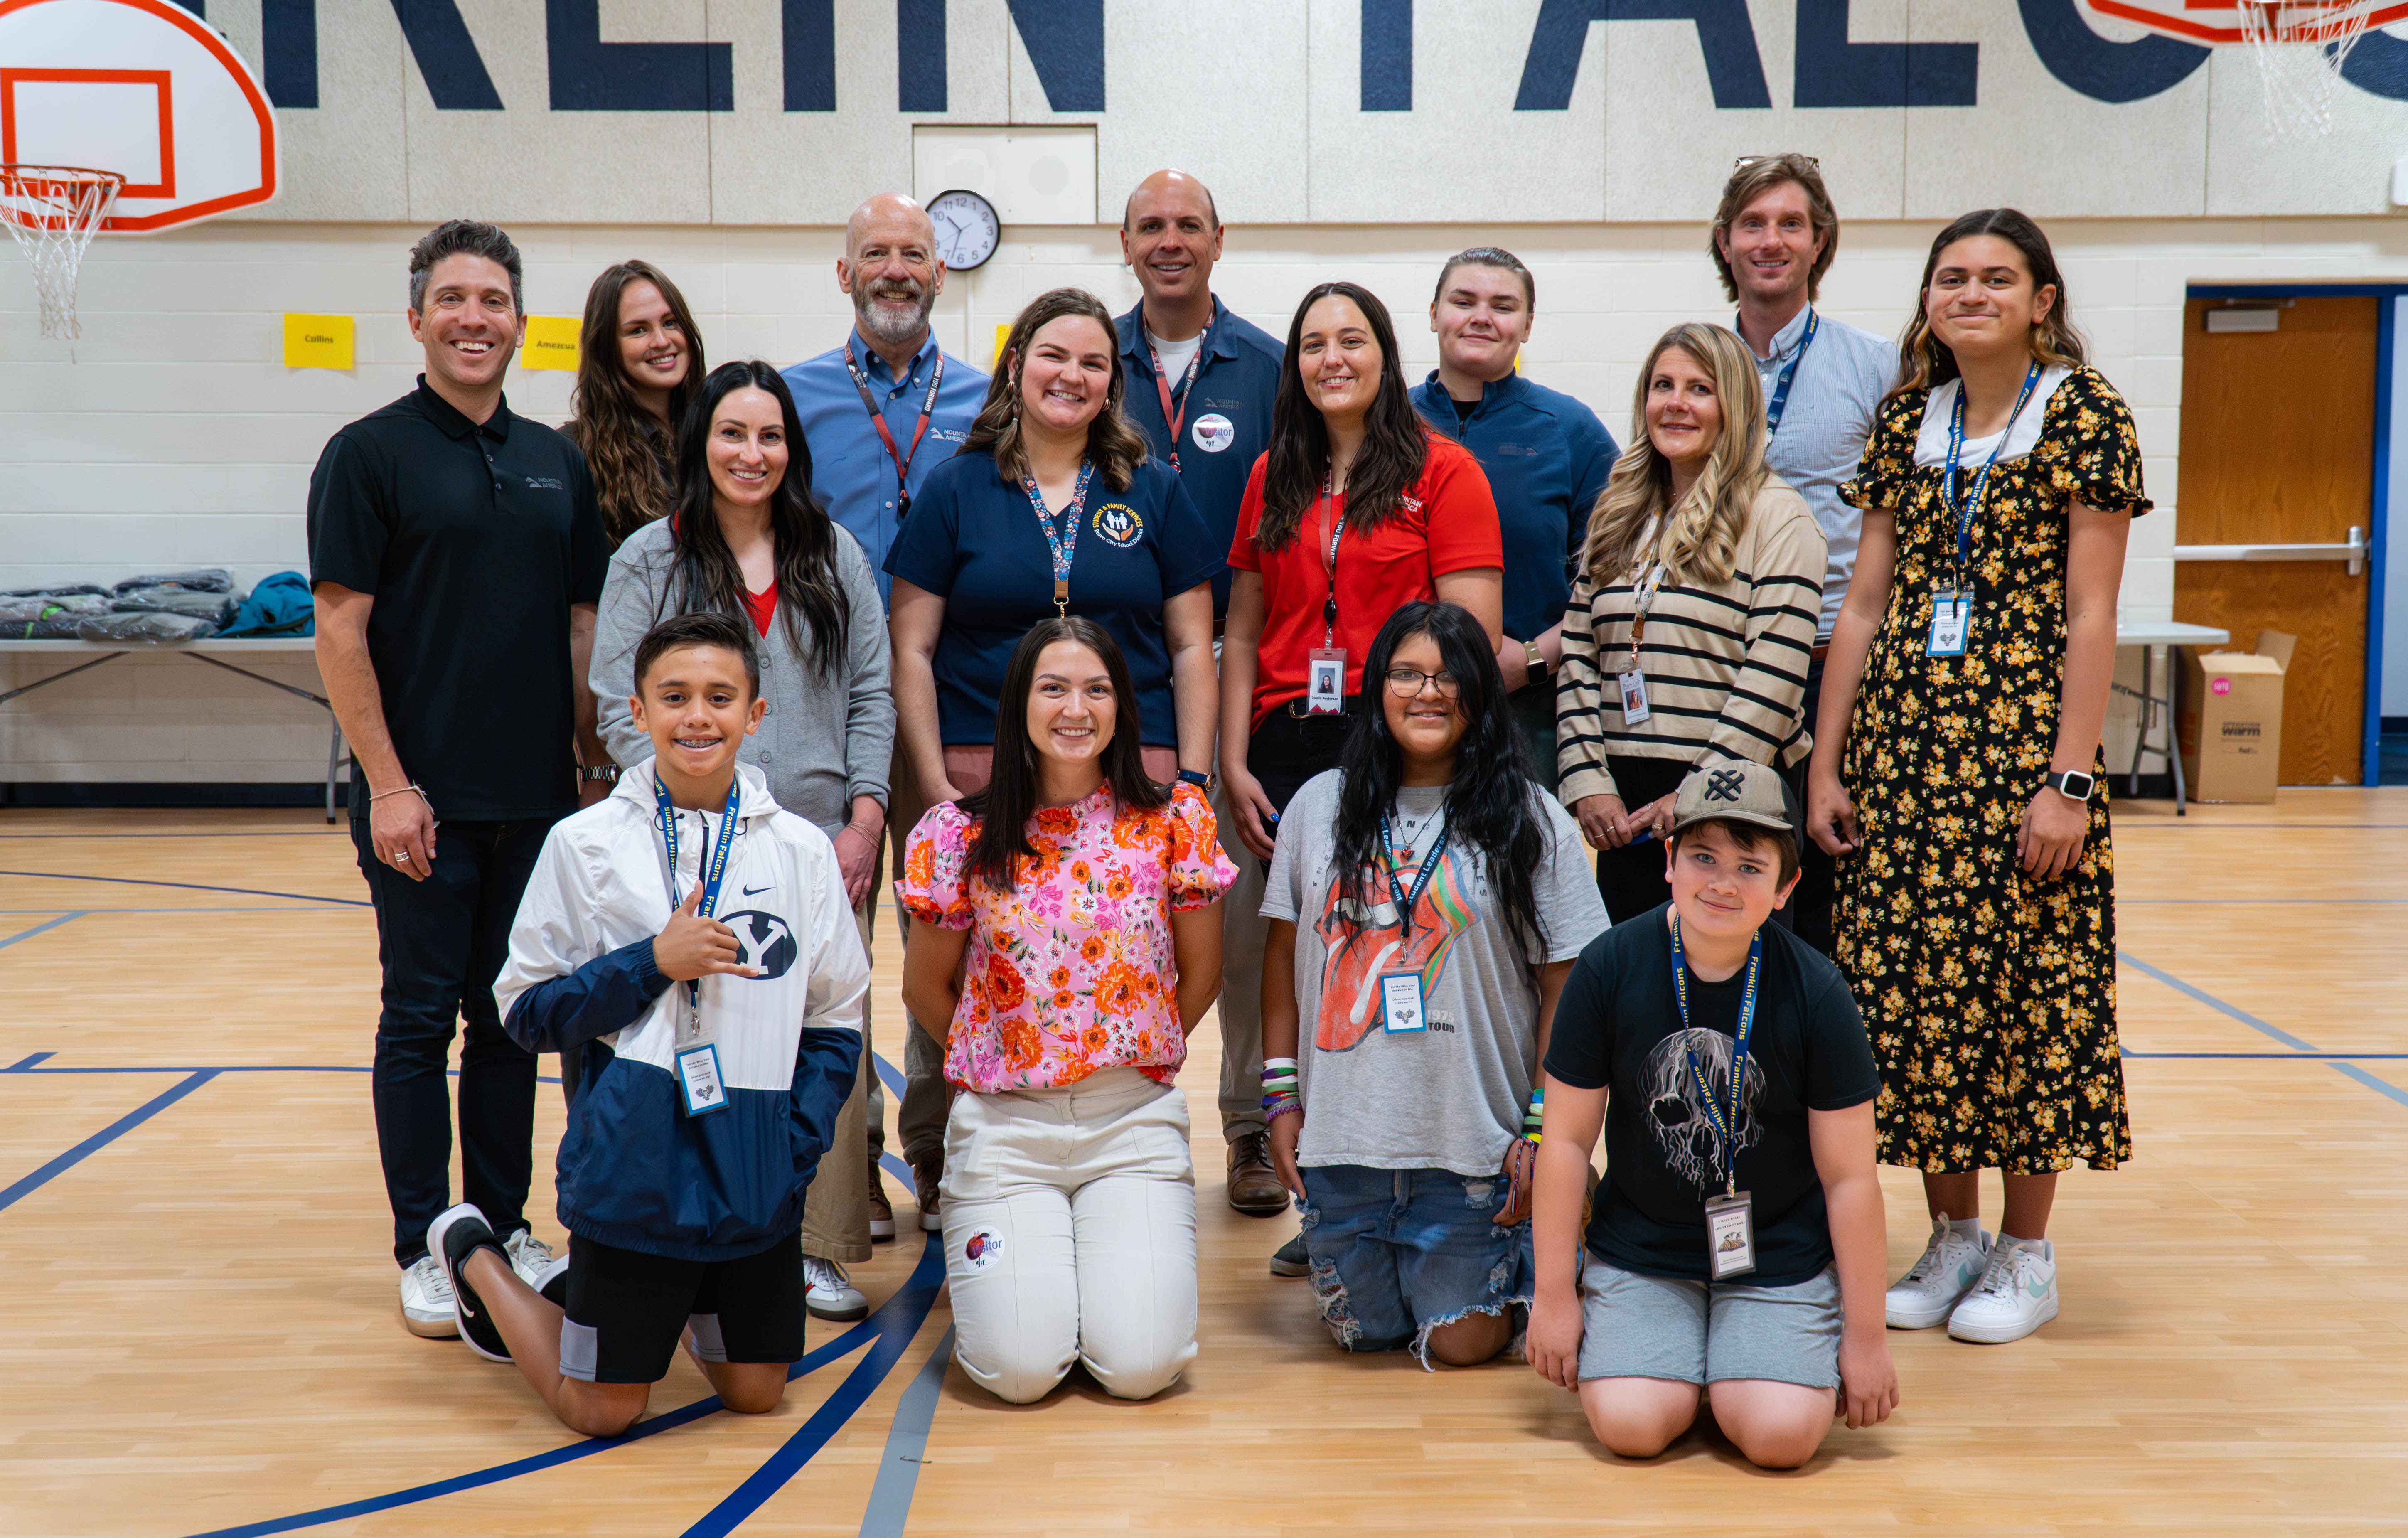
[2177,632,2290,803]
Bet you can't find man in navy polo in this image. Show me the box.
[1113,169,1291,1220]
[1410,248,1620,788]
[783,192,988,1240]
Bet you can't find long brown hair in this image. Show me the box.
[963,288,1149,493]
[1582,324,1770,591]
[1256,281,1429,551]
[568,260,706,547]
[1891,209,2086,403]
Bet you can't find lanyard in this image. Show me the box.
[1316,478,1347,647]
[1023,459,1096,616]
[842,338,945,519]
[1668,913,1761,1198]
[1148,319,1211,475]
[655,772,743,1029]
[1942,362,2043,589]
[1378,807,1451,937]
[1753,307,1819,439]
[1626,514,1667,671]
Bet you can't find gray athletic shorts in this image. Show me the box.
[1575,1253,1842,1389]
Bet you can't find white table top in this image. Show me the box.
[0,636,317,654]
[2117,620,2230,648]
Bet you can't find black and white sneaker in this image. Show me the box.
[1269,1235,1311,1277]
[429,1203,512,1364]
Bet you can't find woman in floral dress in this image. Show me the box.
[899,616,1236,1403]
[1805,209,2146,1347]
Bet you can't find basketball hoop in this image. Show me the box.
[1,165,123,340]
[2236,1,2379,141]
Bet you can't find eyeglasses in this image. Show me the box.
[1732,154,1820,171]
[1385,667,1461,699]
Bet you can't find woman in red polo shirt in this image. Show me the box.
[1218,281,1505,866]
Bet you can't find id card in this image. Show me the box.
[675,1041,730,1117]
[1704,1190,1756,1279]
[1378,972,1426,1034]
[1306,647,1347,715]
[1617,668,1651,724]
[1926,590,1970,657]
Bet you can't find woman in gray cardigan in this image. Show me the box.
[589,359,894,1319]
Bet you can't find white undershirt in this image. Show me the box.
[1146,325,1204,388]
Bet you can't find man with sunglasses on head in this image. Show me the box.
[1706,154,1897,958]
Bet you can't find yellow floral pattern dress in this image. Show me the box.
[1836,365,2147,1174]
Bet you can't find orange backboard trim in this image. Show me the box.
[0,68,175,198]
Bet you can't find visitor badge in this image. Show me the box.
[1617,668,1652,724]
[1926,589,1970,657]
[1705,1189,1756,1279]
[675,1041,730,1117]
[1306,647,1347,715]
[1378,972,1426,1034]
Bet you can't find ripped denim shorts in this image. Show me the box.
[1296,1164,1533,1366]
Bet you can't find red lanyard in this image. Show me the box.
[1147,319,1210,474]
[842,338,945,518]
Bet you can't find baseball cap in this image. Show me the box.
[1668,761,1797,838]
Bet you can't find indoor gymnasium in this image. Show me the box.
[2,2,2405,1535]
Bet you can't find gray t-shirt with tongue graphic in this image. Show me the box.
[1262,770,1608,1178]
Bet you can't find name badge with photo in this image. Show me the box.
[1617,668,1651,724]
[675,1042,730,1117]
[1705,1190,1756,1279]
[1379,972,1426,1034]
[1306,647,1347,714]
[1926,590,1971,657]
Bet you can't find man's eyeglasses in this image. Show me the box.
[1385,667,1461,699]
[1732,154,1820,171]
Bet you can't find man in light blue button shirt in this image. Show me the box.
[1709,154,1897,956]
[782,191,988,1235]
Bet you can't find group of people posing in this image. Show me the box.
[307,152,2145,1468]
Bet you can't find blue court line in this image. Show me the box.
[0,870,368,906]
[7,1052,53,1070]
[0,911,83,949]
[857,1324,956,1538]
[0,832,349,839]
[0,906,355,915]
[2119,950,2408,1107]
[0,1070,219,1216]
[2118,897,2408,904]
[182,1230,945,1538]
[2124,1051,2408,1059]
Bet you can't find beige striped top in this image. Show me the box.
[1555,479,1826,806]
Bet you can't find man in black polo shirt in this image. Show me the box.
[307,219,610,1339]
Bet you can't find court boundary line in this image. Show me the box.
[0,869,369,906]
[2118,950,2408,1105]
[0,911,84,948]
[857,1323,956,1538]
[0,1070,220,1215]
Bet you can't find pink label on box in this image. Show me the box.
[2211,679,2231,695]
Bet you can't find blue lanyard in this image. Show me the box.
[1377,807,1451,937]
[1023,459,1095,616]
[656,773,742,1020]
[1943,362,2043,583]
[1755,308,1819,439]
[1668,914,1761,1197]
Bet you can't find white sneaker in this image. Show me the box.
[1885,1213,1992,1329]
[503,1230,555,1289]
[1947,1237,2059,1344]
[803,1255,868,1321]
[399,1254,459,1338]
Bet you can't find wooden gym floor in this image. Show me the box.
[0,793,2402,1537]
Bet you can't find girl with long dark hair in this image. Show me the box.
[897,618,1236,1404]
[590,358,893,1320]
[1215,282,1507,1272]
[1259,602,1605,1368]
[565,260,707,548]
[1807,209,2145,1346]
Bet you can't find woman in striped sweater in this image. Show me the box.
[1555,322,1827,924]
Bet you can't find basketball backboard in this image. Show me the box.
[0,0,278,234]
[2083,0,2408,44]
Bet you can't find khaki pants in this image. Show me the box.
[1212,777,1270,1145]
[797,894,876,1265]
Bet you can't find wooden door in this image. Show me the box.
[2174,295,2374,785]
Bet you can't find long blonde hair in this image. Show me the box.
[1582,324,1769,590]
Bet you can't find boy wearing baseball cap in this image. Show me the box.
[1524,762,1898,1468]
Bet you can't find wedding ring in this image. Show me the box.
[395,850,411,864]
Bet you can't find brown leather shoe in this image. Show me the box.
[910,1152,943,1232]
[866,1181,897,1241]
[1226,1132,1291,1215]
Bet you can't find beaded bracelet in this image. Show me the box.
[1522,1086,1545,1145]
[1264,1094,1302,1125]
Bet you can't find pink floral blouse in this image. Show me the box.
[897,782,1238,1093]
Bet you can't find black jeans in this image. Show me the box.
[1248,701,1358,815]
[352,813,559,1265]
[1790,657,1837,957]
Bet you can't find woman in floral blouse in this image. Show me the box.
[898,616,1237,1403]
[1805,209,2146,1349]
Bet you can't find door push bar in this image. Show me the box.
[2172,525,2365,577]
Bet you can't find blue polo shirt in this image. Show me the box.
[884,452,1220,748]
[783,327,989,606]
[1114,295,1285,617]
[1411,371,1619,645]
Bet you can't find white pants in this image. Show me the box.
[940,1067,1199,1404]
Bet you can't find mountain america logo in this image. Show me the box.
[718,910,798,979]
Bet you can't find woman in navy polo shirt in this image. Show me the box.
[888,288,1220,809]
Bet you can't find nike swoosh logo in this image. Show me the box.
[2024,1277,2052,1299]
[741,884,772,896]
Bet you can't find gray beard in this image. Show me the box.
[856,289,934,347]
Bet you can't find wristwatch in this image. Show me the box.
[580,764,620,785]
[1523,638,1549,680]
[2044,769,2094,802]
[1176,768,1213,792]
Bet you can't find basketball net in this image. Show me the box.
[2240,1,2379,140]
[1,165,122,340]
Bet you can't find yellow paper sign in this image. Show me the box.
[994,322,1011,368]
[282,313,354,370]
[521,314,581,372]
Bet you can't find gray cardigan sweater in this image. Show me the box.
[592,519,894,835]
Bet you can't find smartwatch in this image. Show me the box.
[1523,637,1549,680]
[2044,769,2094,802]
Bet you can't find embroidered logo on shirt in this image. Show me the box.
[522,476,565,491]
[718,910,797,979]
[1190,413,1235,453]
[1092,501,1144,547]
